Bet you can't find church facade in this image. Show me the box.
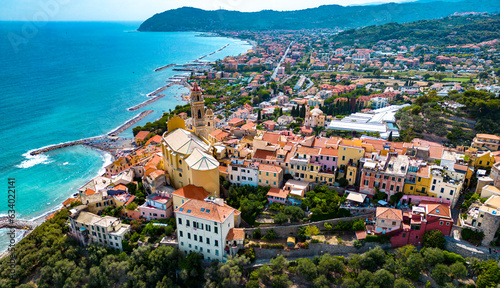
[160,83,220,197]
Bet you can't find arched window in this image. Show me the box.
[198,110,202,119]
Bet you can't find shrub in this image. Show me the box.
[352,219,366,231]
[422,230,446,249]
[461,228,485,245]
[443,250,466,264]
[253,228,261,239]
[365,235,381,243]
[311,238,321,244]
[263,229,278,240]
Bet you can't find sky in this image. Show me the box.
[0,0,414,21]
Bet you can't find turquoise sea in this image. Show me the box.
[0,21,250,252]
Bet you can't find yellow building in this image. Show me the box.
[471,134,500,152]
[338,139,364,177]
[404,164,432,196]
[258,164,283,188]
[346,165,357,186]
[161,127,220,197]
[474,151,496,169]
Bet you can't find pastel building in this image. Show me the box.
[258,164,283,188]
[69,206,130,251]
[283,179,310,206]
[139,193,173,220]
[461,195,500,245]
[175,198,241,262]
[162,127,220,197]
[267,188,289,205]
[359,154,409,197]
[228,159,259,186]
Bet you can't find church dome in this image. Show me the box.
[205,108,214,116]
[311,107,323,116]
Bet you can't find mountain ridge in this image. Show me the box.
[138,0,500,32]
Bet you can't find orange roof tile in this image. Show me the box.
[253,149,276,161]
[146,135,162,146]
[376,207,403,220]
[84,188,96,196]
[320,148,338,156]
[175,199,238,223]
[226,228,245,241]
[297,146,320,156]
[173,185,210,201]
[262,132,281,144]
[267,188,289,198]
[135,131,149,141]
[429,146,444,159]
[259,164,282,173]
[62,198,79,207]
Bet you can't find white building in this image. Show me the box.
[327,104,409,139]
[228,159,259,186]
[429,166,463,206]
[175,198,242,262]
[69,206,130,251]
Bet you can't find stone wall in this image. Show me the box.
[254,242,389,259]
[444,236,496,260]
[245,212,375,239]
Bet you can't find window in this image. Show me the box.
[402,233,406,238]
[364,180,369,186]
[440,221,443,225]
[342,156,345,161]
[215,240,219,247]
[440,188,445,193]
[433,179,437,184]
[199,236,203,243]
[214,226,218,234]
[206,238,210,244]
[194,235,197,241]
[180,231,183,237]
[216,250,219,256]
[446,222,450,226]
[432,185,435,191]
[178,218,182,225]
[450,190,454,195]
[188,233,191,239]
[206,224,210,231]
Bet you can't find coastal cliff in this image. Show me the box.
[138,0,500,32]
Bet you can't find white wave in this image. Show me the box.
[16,152,53,169]
[62,162,69,165]
[98,152,113,176]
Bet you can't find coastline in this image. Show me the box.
[0,31,251,257]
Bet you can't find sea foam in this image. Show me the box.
[16,152,53,169]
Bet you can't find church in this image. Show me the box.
[161,82,220,197]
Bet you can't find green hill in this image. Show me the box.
[138,0,500,32]
[332,13,500,46]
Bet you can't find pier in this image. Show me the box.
[154,64,175,72]
[107,110,153,136]
[196,43,230,61]
[29,110,154,156]
[128,94,166,111]
[0,217,36,230]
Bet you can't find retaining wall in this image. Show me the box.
[254,242,388,259]
[244,212,375,239]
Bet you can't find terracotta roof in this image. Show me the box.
[416,165,430,178]
[114,184,128,191]
[259,164,282,173]
[135,131,149,141]
[226,228,245,241]
[297,146,320,156]
[62,198,79,207]
[173,184,210,200]
[376,207,403,220]
[253,149,276,161]
[429,146,444,159]
[241,122,256,131]
[267,188,289,198]
[477,134,500,140]
[423,203,451,219]
[262,132,281,144]
[218,166,228,174]
[84,188,96,196]
[320,148,338,156]
[146,135,162,146]
[453,164,468,172]
[175,199,238,223]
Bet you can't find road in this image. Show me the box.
[270,41,294,81]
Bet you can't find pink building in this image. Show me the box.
[359,154,409,197]
[267,188,289,205]
[390,202,453,248]
[139,193,173,220]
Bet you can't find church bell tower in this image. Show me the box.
[190,82,207,139]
